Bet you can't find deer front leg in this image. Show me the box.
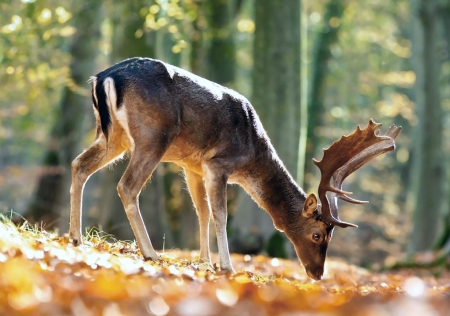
[184,169,212,266]
[70,136,124,245]
[203,166,235,273]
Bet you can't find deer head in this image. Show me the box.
[288,119,401,280]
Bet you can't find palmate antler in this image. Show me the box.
[313,119,401,228]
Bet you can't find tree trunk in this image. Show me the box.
[92,0,175,249]
[26,1,102,227]
[304,0,346,189]
[189,0,206,76]
[205,0,235,85]
[110,0,157,61]
[202,0,241,253]
[432,0,450,252]
[409,0,444,252]
[232,0,301,255]
[297,0,308,186]
[252,1,301,171]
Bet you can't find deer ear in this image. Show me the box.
[302,193,318,218]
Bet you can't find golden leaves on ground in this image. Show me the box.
[0,221,449,316]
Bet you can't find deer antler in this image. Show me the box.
[313,119,401,228]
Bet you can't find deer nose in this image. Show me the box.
[306,266,323,281]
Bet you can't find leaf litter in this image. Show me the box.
[0,220,449,316]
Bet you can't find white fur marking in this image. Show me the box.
[91,76,98,107]
[103,77,135,152]
[164,62,225,100]
[103,77,117,110]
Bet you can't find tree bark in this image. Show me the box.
[205,0,235,86]
[232,0,301,254]
[26,1,102,227]
[304,0,345,189]
[409,0,444,252]
[189,0,206,76]
[202,0,240,252]
[431,0,450,252]
[93,0,174,249]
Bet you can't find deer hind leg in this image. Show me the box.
[69,135,126,245]
[184,169,212,266]
[116,126,178,260]
[203,164,235,273]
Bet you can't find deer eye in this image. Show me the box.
[312,233,321,242]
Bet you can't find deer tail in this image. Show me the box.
[91,75,113,141]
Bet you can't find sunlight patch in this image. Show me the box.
[403,276,425,297]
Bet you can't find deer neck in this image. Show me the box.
[239,149,307,231]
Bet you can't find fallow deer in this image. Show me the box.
[69,57,401,280]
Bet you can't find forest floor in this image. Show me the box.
[0,220,449,316]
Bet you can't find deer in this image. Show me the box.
[69,57,401,280]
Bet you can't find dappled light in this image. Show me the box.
[1,0,450,314]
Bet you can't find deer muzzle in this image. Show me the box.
[305,265,324,281]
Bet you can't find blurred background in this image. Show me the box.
[0,0,449,269]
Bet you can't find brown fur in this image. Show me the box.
[69,58,333,279]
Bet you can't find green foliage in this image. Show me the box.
[266,231,288,259]
[1,1,70,167]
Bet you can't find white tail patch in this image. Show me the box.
[103,77,135,151]
[103,77,117,110]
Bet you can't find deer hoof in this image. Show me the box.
[216,264,236,275]
[143,254,160,262]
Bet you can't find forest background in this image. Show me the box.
[1,0,449,269]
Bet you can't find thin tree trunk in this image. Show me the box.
[189,0,206,76]
[409,0,444,252]
[431,0,450,252]
[205,0,235,85]
[297,0,308,186]
[94,0,174,249]
[252,1,301,172]
[304,0,346,189]
[26,1,102,227]
[203,0,241,252]
[233,0,301,255]
[110,1,157,61]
